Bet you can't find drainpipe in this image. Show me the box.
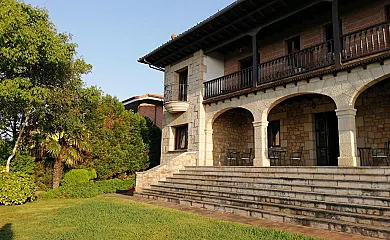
[144,59,165,72]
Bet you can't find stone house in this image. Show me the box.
[138,0,390,169]
[134,0,390,237]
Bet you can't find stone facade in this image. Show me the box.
[160,50,206,165]
[212,108,254,166]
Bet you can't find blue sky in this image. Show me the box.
[24,0,235,101]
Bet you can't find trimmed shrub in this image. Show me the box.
[0,172,36,205]
[41,178,134,199]
[60,169,97,186]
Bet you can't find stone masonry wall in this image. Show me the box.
[268,95,336,166]
[213,108,254,166]
[356,79,390,149]
[160,50,206,164]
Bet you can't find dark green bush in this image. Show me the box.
[41,178,134,199]
[0,172,36,206]
[60,169,97,186]
[11,152,35,175]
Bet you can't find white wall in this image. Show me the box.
[204,53,224,82]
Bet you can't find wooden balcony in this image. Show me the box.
[204,21,390,100]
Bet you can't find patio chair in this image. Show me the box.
[240,148,252,166]
[227,149,238,166]
[290,146,304,166]
[268,148,280,166]
[372,142,390,166]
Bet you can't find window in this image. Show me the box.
[268,120,280,147]
[324,21,343,41]
[325,23,334,42]
[178,69,188,101]
[239,54,259,70]
[286,36,300,54]
[386,5,390,21]
[175,125,188,150]
[324,21,342,53]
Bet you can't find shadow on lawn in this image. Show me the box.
[0,223,13,240]
[116,187,135,196]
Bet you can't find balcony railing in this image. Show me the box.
[342,21,390,61]
[204,66,253,99]
[203,21,390,100]
[164,83,188,102]
[259,40,334,84]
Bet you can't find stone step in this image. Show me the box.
[179,169,390,182]
[162,177,390,198]
[135,191,390,239]
[159,180,390,207]
[143,188,390,228]
[168,173,390,189]
[184,166,390,175]
[150,184,390,216]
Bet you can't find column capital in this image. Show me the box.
[253,121,268,127]
[335,108,357,117]
[204,129,213,134]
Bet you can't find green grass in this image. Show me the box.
[0,196,320,240]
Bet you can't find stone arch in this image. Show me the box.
[259,92,336,123]
[354,76,390,163]
[351,73,390,107]
[266,93,339,166]
[211,107,255,166]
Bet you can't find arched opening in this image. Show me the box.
[212,108,254,166]
[355,78,390,166]
[268,94,339,166]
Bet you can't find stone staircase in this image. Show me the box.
[135,166,390,239]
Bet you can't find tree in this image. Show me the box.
[143,118,161,169]
[43,131,88,188]
[85,95,149,179]
[0,0,91,172]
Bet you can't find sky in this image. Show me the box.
[23,0,235,101]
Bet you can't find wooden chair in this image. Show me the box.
[290,146,304,166]
[227,149,238,166]
[268,148,280,166]
[372,142,390,166]
[241,148,252,166]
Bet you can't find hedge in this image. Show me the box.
[0,172,36,206]
[41,178,134,199]
[61,169,97,186]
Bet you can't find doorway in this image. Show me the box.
[315,111,339,166]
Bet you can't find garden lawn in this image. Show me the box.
[0,196,321,240]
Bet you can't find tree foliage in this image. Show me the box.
[0,0,154,192]
[85,95,149,179]
[0,0,91,172]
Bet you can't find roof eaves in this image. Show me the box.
[137,0,246,65]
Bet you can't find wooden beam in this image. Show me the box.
[331,0,341,66]
[252,33,258,87]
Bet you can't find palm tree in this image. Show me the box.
[44,131,89,189]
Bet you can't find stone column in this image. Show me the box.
[204,128,214,166]
[253,121,270,167]
[335,108,360,167]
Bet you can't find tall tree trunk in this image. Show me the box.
[52,156,64,189]
[6,112,30,173]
